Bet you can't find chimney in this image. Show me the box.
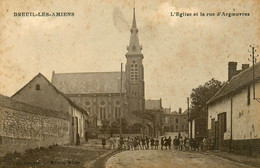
[242,64,249,71]
[51,71,55,83]
[179,108,182,114]
[228,62,238,81]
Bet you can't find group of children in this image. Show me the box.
[101,136,175,150]
[101,135,210,151]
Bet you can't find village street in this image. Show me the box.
[105,149,257,168]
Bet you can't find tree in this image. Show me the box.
[130,123,142,134]
[100,119,109,134]
[190,78,224,110]
[110,118,130,134]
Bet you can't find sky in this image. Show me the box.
[0,0,259,111]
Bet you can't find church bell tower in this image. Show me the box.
[125,7,145,114]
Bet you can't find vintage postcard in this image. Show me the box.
[0,0,259,167]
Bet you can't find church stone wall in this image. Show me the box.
[0,104,70,157]
[68,94,124,123]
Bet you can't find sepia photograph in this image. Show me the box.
[0,0,259,167]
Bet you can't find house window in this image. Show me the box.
[176,118,178,123]
[247,86,250,105]
[36,84,40,90]
[176,125,178,129]
[165,117,169,124]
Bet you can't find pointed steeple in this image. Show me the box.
[132,6,137,29]
[126,5,142,56]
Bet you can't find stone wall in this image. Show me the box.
[0,96,70,157]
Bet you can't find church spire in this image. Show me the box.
[132,5,137,29]
[126,5,142,56]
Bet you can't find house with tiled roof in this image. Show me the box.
[12,73,89,145]
[207,61,260,156]
[162,108,188,135]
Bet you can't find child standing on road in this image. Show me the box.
[168,137,172,150]
[155,138,159,149]
[145,136,150,150]
[150,137,155,150]
[161,137,164,150]
[102,136,106,149]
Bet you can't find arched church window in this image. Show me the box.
[100,107,106,120]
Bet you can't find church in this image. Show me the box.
[51,8,161,136]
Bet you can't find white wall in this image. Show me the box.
[72,107,86,138]
[192,119,195,139]
[208,82,260,140]
[188,121,191,139]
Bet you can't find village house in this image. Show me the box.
[207,62,260,156]
[162,108,188,136]
[145,99,163,137]
[11,73,89,145]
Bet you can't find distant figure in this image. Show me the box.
[124,137,129,150]
[133,137,138,150]
[190,138,194,150]
[130,138,134,150]
[108,137,113,150]
[164,136,168,150]
[161,137,164,150]
[186,138,190,150]
[137,136,141,150]
[168,137,172,150]
[76,133,80,146]
[119,136,124,149]
[150,138,155,150]
[102,136,106,149]
[179,137,184,150]
[174,136,178,149]
[145,136,150,150]
[85,131,88,142]
[155,138,159,149]
[141,137,146,150]
[202,138,207,151]
[116,136,120,149]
